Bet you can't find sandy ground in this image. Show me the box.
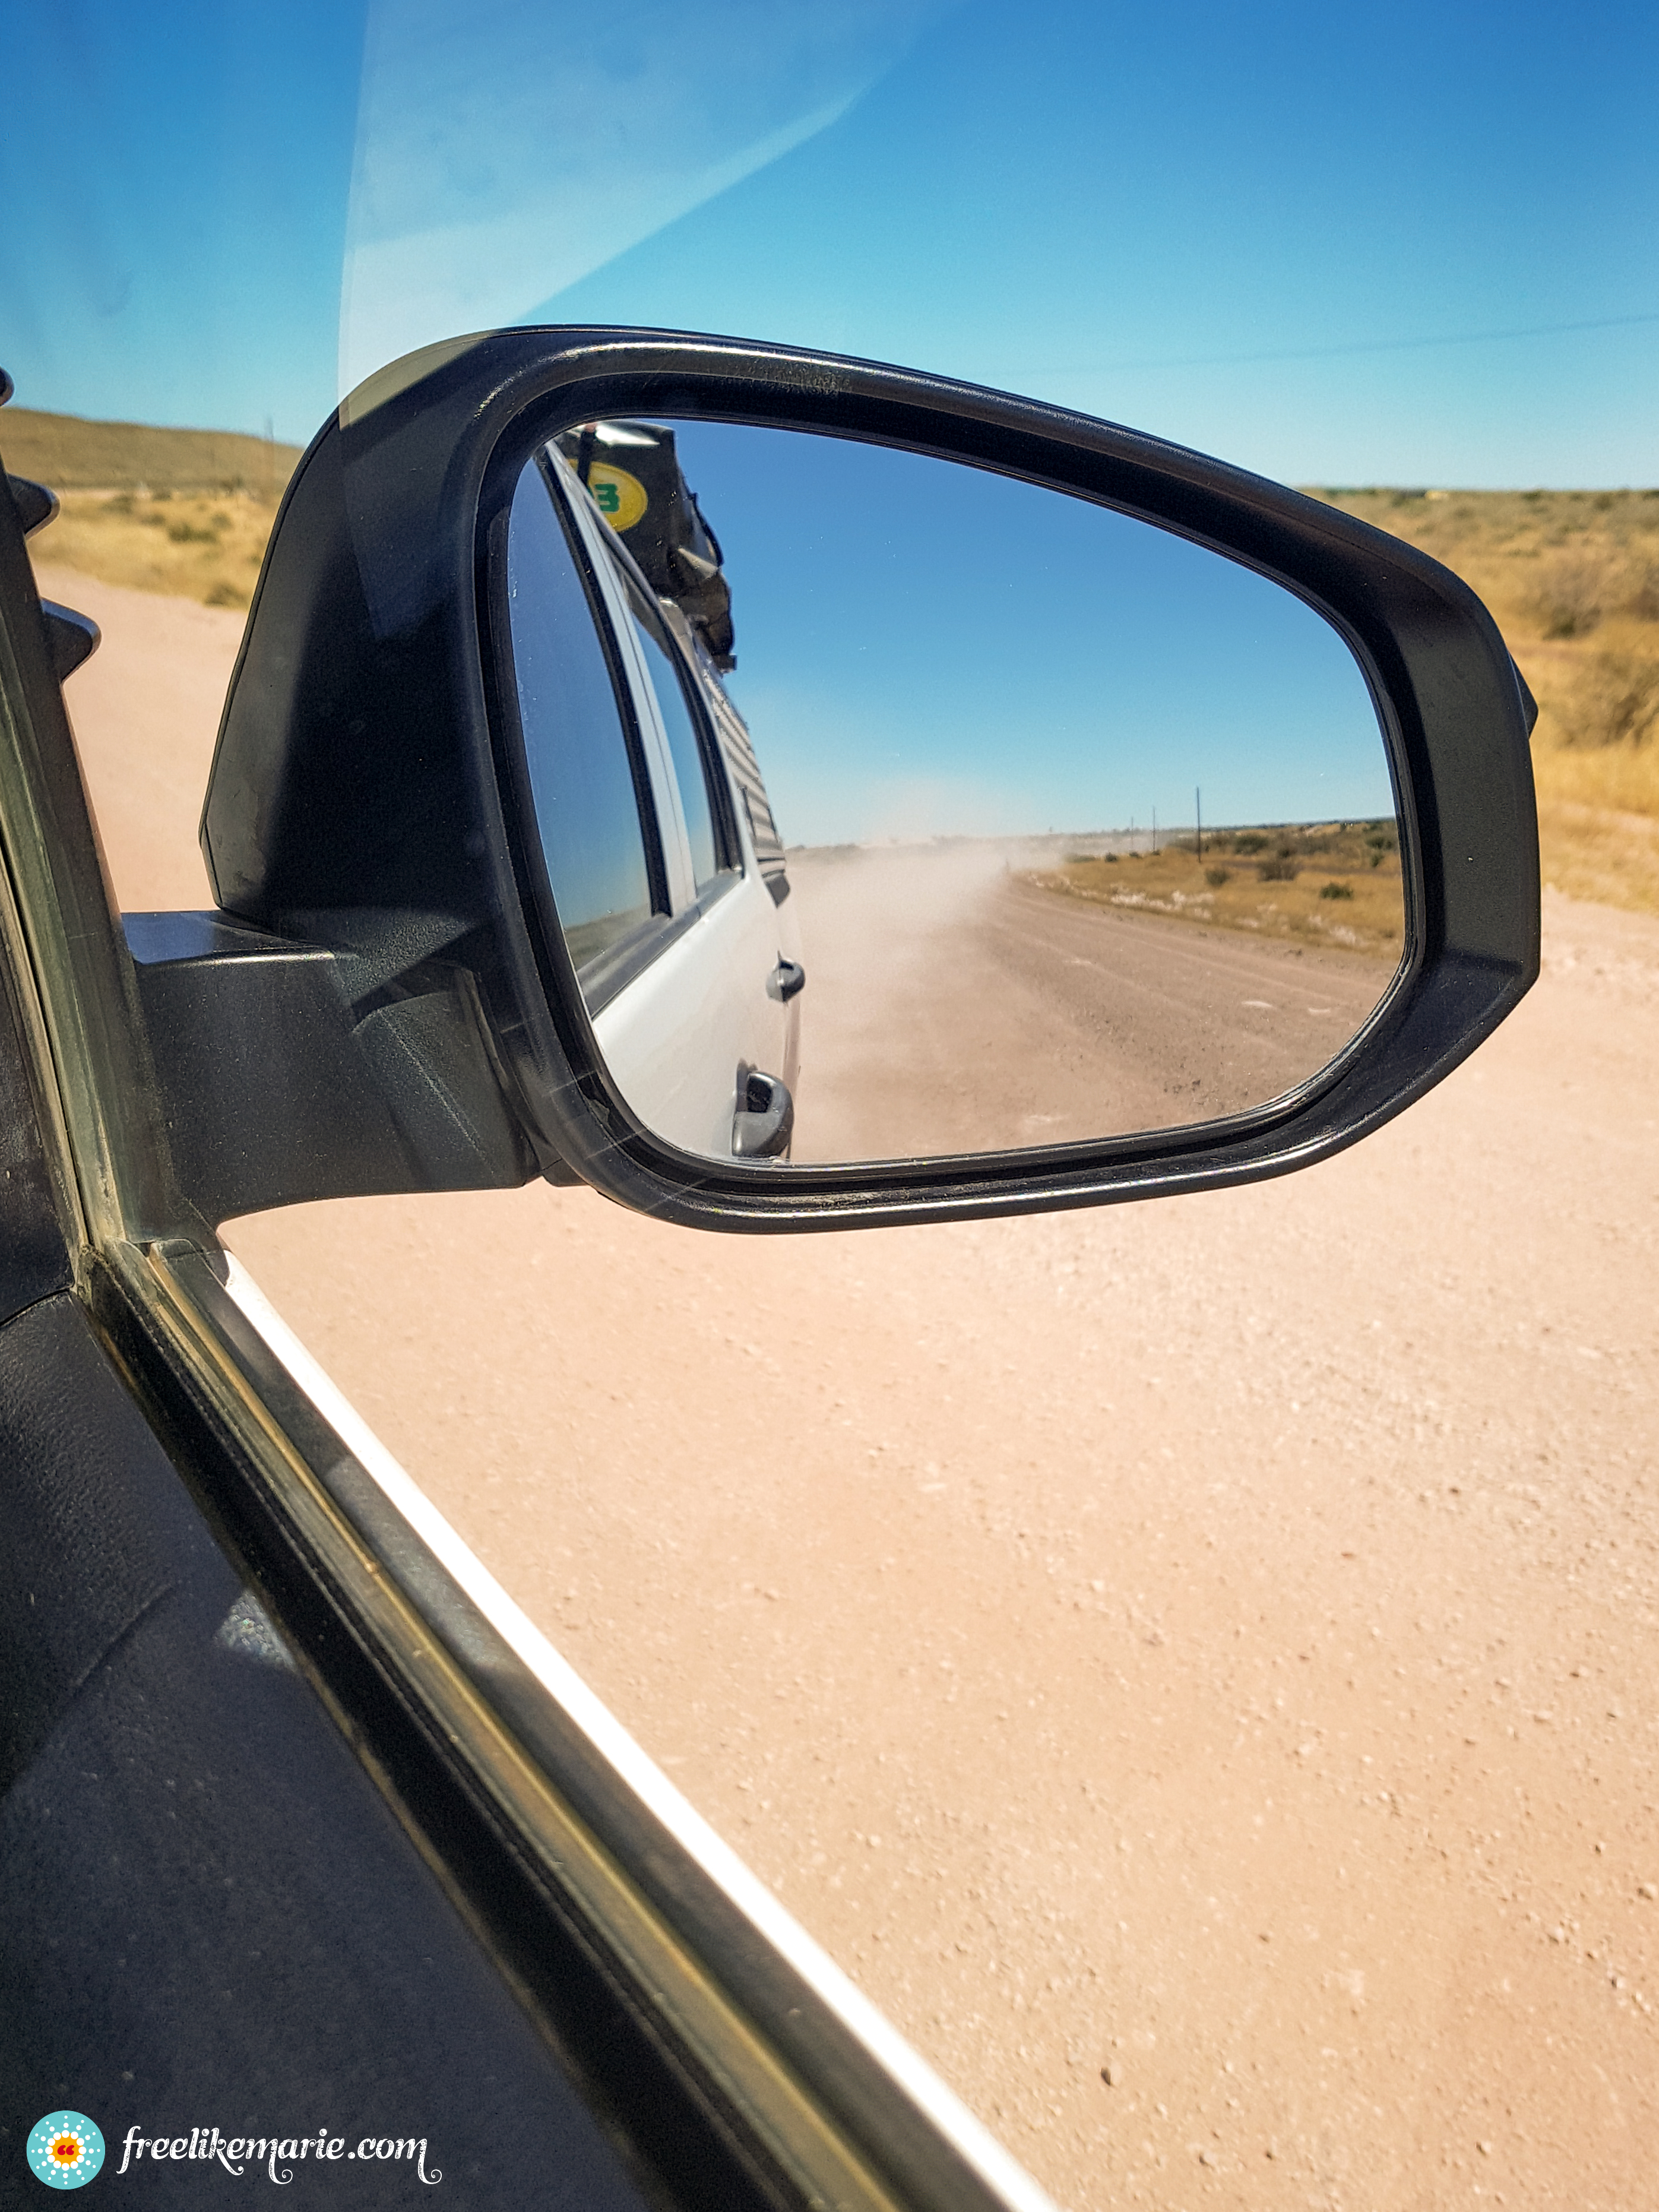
[45,565,1659,2212]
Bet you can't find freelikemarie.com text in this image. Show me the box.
[117,2128,441,2184]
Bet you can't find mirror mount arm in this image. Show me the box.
[125,912,546,1226]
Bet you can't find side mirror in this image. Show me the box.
[127,330,1538,1229]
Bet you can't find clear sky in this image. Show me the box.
[651,423,1390,843]
[2,1,1655,483]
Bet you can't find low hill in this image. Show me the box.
[1,407,302,496]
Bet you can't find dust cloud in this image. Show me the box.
[787,839,1388,1162]
[787,838,1038,1159]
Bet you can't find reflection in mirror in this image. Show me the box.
[506,423,1402,1168]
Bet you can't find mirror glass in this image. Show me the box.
[506,422,1404,1166]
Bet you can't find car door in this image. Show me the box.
[0,453,773,2212]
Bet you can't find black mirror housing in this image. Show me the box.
[172,327,1537,1230]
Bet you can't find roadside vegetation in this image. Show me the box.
[1309,488,1659,916]
[29,488,285,609]
[1031,820,1402,957]
[5,406,300,612]
[7,410,1656,911]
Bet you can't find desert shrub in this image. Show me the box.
[166,519,219,543]
[1531,553,1609,638]
[202,580,248,608]
[1258,856,1299,882]
[1319,879,1355,900]
[1234,831,1267,854]
[1625,561,1659,622]
[1204,866,1230,888]
[1548,653,1659,748]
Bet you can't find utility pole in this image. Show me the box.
[1151,805,1158,855]
[1195,786,1202,857]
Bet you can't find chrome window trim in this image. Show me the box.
[100,1230,1058,2212]
[216,1252,1059,2212]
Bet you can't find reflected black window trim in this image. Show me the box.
[647,601,743,883]
[580,493,744,888]
[530,448,672,922]
[697,667,791,906]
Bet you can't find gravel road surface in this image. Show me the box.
[52,567,1659,2212]
[787,844,1391,1160]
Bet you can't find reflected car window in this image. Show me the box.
[625,593,727,897]
[508,461,657,970]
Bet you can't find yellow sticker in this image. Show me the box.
[585,463,648,533]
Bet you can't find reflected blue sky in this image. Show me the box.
[2,1,1655,482]
[660,423,1390,843]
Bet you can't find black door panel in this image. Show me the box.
[0,1293,682,2212]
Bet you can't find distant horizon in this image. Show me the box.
[5,398,1657,501]
[784,815,1398,855]
[2,402,304,451]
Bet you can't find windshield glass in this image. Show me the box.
[7,8,1657,2209]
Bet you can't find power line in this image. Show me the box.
[1031,309,1659,378]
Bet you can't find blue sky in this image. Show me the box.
[2,1,1655,485]
[654,423,1389,842]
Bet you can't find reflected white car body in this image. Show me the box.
[556,466,803,1160]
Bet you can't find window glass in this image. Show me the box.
[31,10,1640,2209]
[628,603,726,896]
[507,463,656,971]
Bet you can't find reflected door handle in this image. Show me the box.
[770,958,806,1003]
[733,1070,794,1159]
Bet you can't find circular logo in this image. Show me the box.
[585,462,649,533]
[27,2114,105,2191]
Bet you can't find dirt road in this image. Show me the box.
[787,845,1391,1160]
[49,566,1659,2211]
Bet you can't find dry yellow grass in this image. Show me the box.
[36,489,280,610]
[3,405,301,610]
[1033,821,1403,955]
[1309,488,1659,914]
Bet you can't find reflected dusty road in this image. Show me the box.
[787,844,1392,1161]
